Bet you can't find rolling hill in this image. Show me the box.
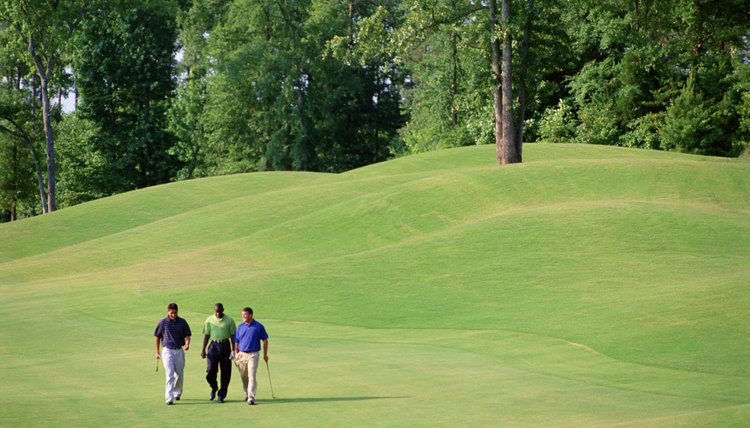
[1,143,749,427]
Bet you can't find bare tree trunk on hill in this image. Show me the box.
[489,0,520,165]
[450,0,458,128]
[515,0,533,159]
[489,0,504,165]
[500,0,517,164]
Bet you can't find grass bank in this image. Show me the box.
[1,144,748,426]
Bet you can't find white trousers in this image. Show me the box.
[161,347,185,402]
[236,351,260,401]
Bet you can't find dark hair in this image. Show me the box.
[242,307,253,314]
[215,303,224,310]
[168,303,178,311]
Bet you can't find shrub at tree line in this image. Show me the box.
[1,0,748,221]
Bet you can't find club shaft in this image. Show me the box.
[266,361,275,398]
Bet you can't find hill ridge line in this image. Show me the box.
[10,195,739,288]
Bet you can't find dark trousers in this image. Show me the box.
[206,340,232,399]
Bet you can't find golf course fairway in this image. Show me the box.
[1,143,749,427]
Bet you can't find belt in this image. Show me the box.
[211,339,230,342]
[239,350,258,353]
[166,346,182,350]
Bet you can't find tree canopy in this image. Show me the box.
[1,0,748,221]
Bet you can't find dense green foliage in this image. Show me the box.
[1,0,748,220]
[540,0,750,155]
[182,0,405,174]
[1,145,749,425]
[0,85,40,219]
[72,0,182,195]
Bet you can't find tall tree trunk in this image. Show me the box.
[488,0,504,165]
[450,0,458,128]
[31,75,36,119]
[11,140,18,221]
[188,145,200,179]
[515,0,533,158]
[29,136,47,212]
[41,82,56,213]
[26,30,56,212]
[500,0,518,164]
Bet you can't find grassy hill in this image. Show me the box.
[1,143,749,427]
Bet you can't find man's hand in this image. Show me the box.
[230,351,235,360]
[201,350,206,359]
[264,354,269,363]
[156,353,161,360]
[184,344,190,351]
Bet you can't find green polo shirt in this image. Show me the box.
[202,314,236,341]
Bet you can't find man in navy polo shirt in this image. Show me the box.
[233,307,269,405]
[154,303,192,405]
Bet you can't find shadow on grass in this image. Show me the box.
[174,396,409,405]
[258,396,410,405]
[171,399,217,405]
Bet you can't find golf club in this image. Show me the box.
[156,358,159,372]
[265,360,276,399]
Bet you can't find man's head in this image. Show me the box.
[215,303,224,318]
[167,303,179,320]
[242,307,254,324]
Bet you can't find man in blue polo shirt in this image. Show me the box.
[233,307,269,405]
[154,303,192,405]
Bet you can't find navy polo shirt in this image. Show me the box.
[154,316,192,349]
[234,320,268,352]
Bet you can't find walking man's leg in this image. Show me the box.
[247,351,260,403]
[162,348,176,404]
[206,342,219,399]
[236,352,250,402]
[218,341,232,400]
[174,349,185,400]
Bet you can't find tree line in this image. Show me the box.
[1,0,748,221]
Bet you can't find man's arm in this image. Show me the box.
[229,320,237,358]
[184,321,192,351]
[233,326,240,354]
[155,337,161,359]
[262,339,269,362]
[201,335,209,359]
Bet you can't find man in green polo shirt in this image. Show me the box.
[200,303,236,403]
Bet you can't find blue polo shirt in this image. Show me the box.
[154,316,192,349]
[234,320,268,352]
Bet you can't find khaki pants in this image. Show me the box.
[161,347,185,402]
[235,351,260,401]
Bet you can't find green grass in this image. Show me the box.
[1,143,749,426]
